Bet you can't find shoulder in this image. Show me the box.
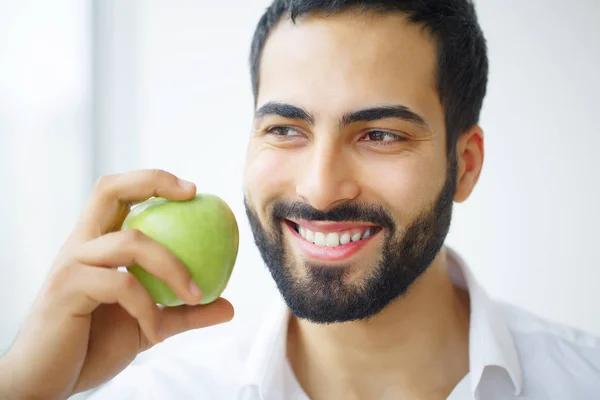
[85,318,260,400]
[498,301,600,397]
[499,301,600,356]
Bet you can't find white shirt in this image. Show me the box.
[86,247,600,400]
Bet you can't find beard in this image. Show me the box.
[245,157,457,324]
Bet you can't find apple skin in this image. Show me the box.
[121,194,239,306]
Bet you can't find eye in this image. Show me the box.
[266,126,303,137]
[360,130,405,143]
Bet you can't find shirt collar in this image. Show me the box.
[238,291,290,400]
[240,246,523,398]
[445,247,523,396]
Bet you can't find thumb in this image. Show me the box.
[157,298,235,340]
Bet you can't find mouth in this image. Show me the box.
[284,219,382,262]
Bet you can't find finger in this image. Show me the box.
[157,298,234,340]
[76,169,196,239]
[62,266,162,344]
[74,229,202,306]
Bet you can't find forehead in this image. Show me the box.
[256,11,440,119]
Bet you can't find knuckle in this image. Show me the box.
[119,273,140,291]
[93,174,114,195]
[57,262,78,281]
[149,168,169,182]
[46,263,78,295]
[122,228,145,244]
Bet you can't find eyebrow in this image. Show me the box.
[255,102,429,130]
[255,102,314,125]
[341,105,429,130]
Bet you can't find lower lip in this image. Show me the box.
[285,222,379,263]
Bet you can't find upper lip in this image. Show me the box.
[287,218,378,233]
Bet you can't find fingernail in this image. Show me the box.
[178,178,195,191]
[189,280,202,297]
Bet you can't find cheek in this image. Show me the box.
[357,153,444,223]
[244,145,298,207]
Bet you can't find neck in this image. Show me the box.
[287,247,471,400]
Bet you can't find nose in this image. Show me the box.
[295,139,360,211]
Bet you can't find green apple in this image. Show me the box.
[121,194,239,306]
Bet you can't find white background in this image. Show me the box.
[1,0,599,355]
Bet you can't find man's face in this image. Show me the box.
[244,11,455,323]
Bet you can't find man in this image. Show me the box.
[1,0,599,399]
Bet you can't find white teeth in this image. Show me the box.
[325,232,340,247]
[340,232,351,245]
[314,232,326,246]
[296,224,376,247]
[305,229,315,242]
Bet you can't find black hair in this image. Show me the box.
[249,0,488,155]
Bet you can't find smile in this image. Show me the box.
[284,219,382,262]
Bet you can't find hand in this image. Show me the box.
[0,170,235,400]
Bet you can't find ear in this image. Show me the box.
[453,125,484,203]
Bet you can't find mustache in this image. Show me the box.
[270,200,395,231]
